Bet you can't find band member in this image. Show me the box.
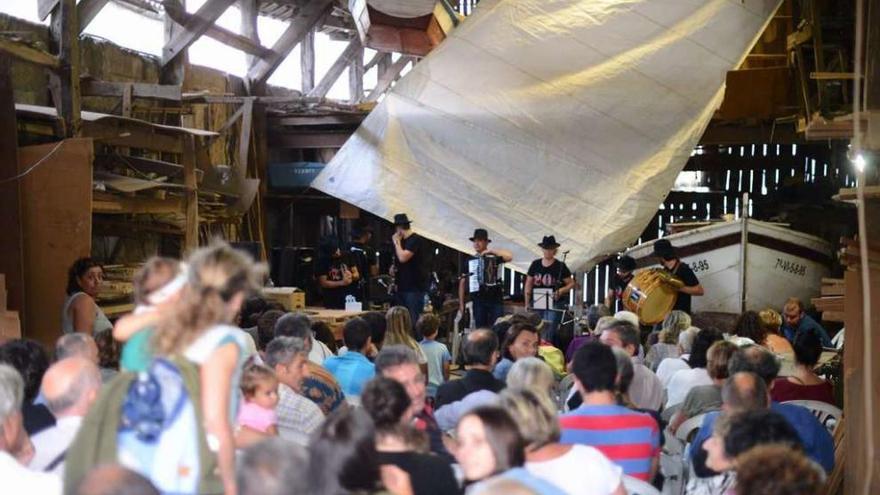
[653,239,703,314]
[605,255,637,312]
[458,228,513,328]
[315,236,358,309]
[524,235,575,347]
[391,213,429,324]
[348,224,378,306]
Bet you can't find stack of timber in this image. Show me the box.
[0,274,21,341]
[813,276,846,323]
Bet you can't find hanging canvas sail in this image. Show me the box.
[313,0,782,272]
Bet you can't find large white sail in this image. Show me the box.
[313,0,782,272]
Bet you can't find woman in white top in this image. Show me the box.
[384,306,428,375]
[665,329,723,409]
[62,258,113,335]
[152,242,264,495]
[499,388,625,495]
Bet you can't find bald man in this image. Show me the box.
[29,358,102,474]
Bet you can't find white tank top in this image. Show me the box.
[61,292,113,335]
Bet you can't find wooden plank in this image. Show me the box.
[248,0,333,88]
[237,98,253,183]
[82,120,184,153]
[121,83,133,117]
[81,79,182,101]
[0,56,24,327]
[301,28,315,93]
[94,153,203,180]
[810,72,861,80]
[820,310,845,323]
[77,0,110,33]
[309,39,362,98]
[269,114,365,126]
[0,38,60,69]
[19,139,92,346]
[183,135,199,252]
[163,0,271,60]
[38,0,60,21]
[267,131,352,148]
[366,55,412,102]
[364,50,386,72]
[239,0,261,67]
[821,285,846,296]
[51,0,82,137]
[92,192,184,214]
[162,0,237,67]
[349,43,364,103]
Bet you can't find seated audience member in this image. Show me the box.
[734,444,825,495]
[771,331,835,405]
[506,357,556,402]
[273,313,346,415]
[263,337,323,445]
[386,307,429,373]
[0,364,61,493]
[645,310,691,370]
[29,358,102,474]
[564,304,609,363]
[256,309,285,352]
[599,320,663,411]
[55,333,99,364]
[469,477,540,495]
[0,340,54,434]
[435,329,504,429]
[76,465,159,495]
[312,320,339,355]
[781,298,833,348]
[275,312,334,364]
[236,362,280,444]
[361,311,389,356]
[692,409,804,495]
[656,326,700,387]
[361,377,459,495]
[669,341,739,431]
[491,320,512,348]
[607,347,666,443]
[237,438,309,495]
[758,309,794,355]
[376,346,450,460]
[493,324,540,382]
[238,296,268,333]
[728,310,764,347]
[307,408,384,495]
[454,407,566,494]
[500,388,625,495]
[665,328,723,410]
[560,342,660,482]
[323,318,376,399]
[689,347,835,476]
[417,314,451,398]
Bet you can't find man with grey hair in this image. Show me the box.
[29,357,102,474]
[0,364,61,492]
[263,336,323,445]
[656,326,700,386]
[55,333,98,364]
[599,320,663,411]
[274,312,333,364]
[376,345,451,460]
[237,438,309,495]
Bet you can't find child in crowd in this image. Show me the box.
[417,314,450,398]
[237,361,280,436]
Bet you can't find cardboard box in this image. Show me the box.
[0,311,21,342]
[262,287,306,310]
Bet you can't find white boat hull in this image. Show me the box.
[624,220,832,314]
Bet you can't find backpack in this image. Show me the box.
[64,357,222,495]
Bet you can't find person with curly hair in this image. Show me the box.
[734,444,825,495]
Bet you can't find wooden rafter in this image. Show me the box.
[308,39,361,98]
[52,0,82,137]
[366,55,412,102]
[162,0,272,60]
[78,0,111,33]
[300,28,315,93]
[247,0,333,88]
[348,43,364,103]
[81,79,182,100]
[0,38,59,69]
[161,0,237,67]
[239,0,261,67]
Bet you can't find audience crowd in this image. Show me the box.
[0,243,837,495]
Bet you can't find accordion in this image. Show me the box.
[468,254,501,292]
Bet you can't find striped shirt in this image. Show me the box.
[559,404,660,481]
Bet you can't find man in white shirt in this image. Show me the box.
[0,364,61,494]
[263,336,324,445]
[656,326,700,387]
[600,320,664,411]
[29,357,101,474]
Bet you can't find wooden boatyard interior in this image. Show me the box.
[0,0,879,492]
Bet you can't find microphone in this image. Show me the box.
[562,250,571,254]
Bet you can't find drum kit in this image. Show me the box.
[622,268,684,325]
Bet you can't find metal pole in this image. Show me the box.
[740,192,749,313]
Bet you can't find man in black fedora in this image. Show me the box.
[348,223,378,306]
[391,213,428,324]
[524,235,575,347]
[653,238,703,314]
[605,255,637,312]
[458,228,513,328]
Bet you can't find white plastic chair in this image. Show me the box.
[781,400,842,433]
[659,413,707,495]
[623,475,661,495]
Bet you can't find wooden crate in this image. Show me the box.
[0,310,21,342]
[262,287,306,310]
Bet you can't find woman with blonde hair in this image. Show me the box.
[645,310,691,371]
[153,242,264,495]
[507,357,557,405]
[385,306,428,374]
[758,308,794,355]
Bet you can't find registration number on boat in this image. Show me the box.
[689,259,710,273]
[774,258,807,277]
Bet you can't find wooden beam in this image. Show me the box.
[182,135,199,252]
[0,55,24,326]
[38,0,60,21]
[248,0,333,89]
[269,114,365,126]
[301,28,315,93]
[239,0,261,67]
[268,131,352,148]
[121,83,132,117]
[93,192,184,214]
[364,50,386,72]
[309,39,362,99]
[161,0,237,67]
[237,98,254,183]
[366,55,412,102]
[77,0,111,33]
[0,38,59,69]
[81,79,182,100]
[161,0,186,86]
[51,0,82,137]
[163,0,271,60]
[349,43,364,103]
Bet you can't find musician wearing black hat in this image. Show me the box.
[348,224,378,306]
[391,213,429,324]
[524,235,575,347]
[316,236,358,309]
[653,239,704,314]
[605,255,637,312]
[458,228,513,328]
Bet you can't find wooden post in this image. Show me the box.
[0,55,24,326]
[50,0,81,137]
[308,39,362,98]
[239,0,260,69]
[183,135,199,252]
[301,28,315,94]
[161,0,187,87]
[349,42,364,103]
[237,98,254,183]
